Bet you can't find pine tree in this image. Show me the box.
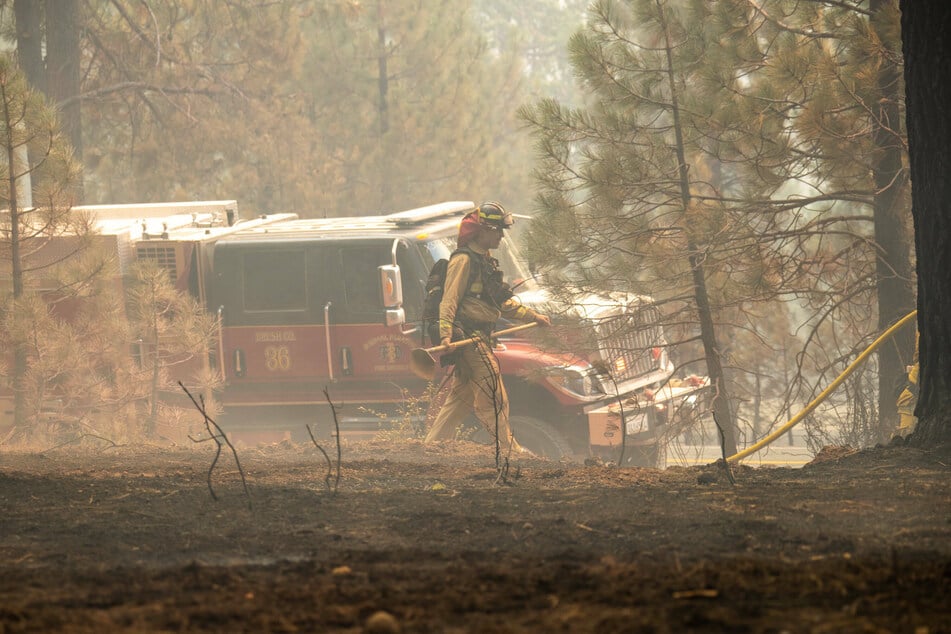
[75,0,309,211]
[297,0,536,215]
[743,0,914,440]
[476,0,589,105]
[519,0,788,455]
[125,259,221,438]
[0,53,83,434]
[4,1,541,216]
[522,0,915,451]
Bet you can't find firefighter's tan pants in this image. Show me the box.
[424,336,522,452]
[896,362,919,435]
[896,387,917,433]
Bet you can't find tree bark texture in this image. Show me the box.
[14,0,44,94]
[45,0,83,167]
[870,0,916,440]
[900,1,951,446]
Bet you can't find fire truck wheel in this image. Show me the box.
[510,416,574,461]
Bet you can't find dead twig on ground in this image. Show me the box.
[41,431,120,454]
[305,423,335,495]
[323,388,342,494]
[494,456,511,486]
[495,460,520,486]
[0,425,17,446]
[179,381,252,510]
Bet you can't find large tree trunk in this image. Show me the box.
[870,0,916,440]
[14,1,44,93]
[14,0,45,184]
[899,1,951,447]
[45,0,83,173]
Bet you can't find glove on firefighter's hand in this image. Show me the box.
[535,314,551,327]
[441,337,452,349]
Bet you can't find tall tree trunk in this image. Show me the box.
[14,0,44,93]
[870,0,916,441]
[658,0,737,456]
[899,1,951,446]
[1,70,28,428]
[45,0,83,191]
[689,248,738,456]
[14,0,45,186]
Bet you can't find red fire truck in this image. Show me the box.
[3,199,707,465]
[203,201,708,465]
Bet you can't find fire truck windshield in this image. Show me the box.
[423,237,454,266]
[422,236,539,293]
[496,237,539,293]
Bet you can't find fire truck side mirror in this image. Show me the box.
[379,264,405,327]
[379,264,403,307]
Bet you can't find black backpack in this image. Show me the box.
[421,250,467,347]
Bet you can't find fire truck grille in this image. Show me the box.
[136,245,177,283]
[594,308,664,383]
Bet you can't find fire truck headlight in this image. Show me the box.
[545,365,605,399]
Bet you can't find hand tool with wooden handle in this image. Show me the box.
[409,322,539,380]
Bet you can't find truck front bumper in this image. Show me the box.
[586,380,710,451]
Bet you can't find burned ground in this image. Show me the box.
[0,438,949,633]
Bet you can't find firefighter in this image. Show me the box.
[424,202,551,453]
[896,330,919,435]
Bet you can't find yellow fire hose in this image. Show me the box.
[727,310,918,463]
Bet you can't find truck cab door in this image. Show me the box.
[325,241,425,385]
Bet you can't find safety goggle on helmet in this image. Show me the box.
[476,201,514,230]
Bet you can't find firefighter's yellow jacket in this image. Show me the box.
[438,244,537,342]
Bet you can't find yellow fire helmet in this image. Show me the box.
[476,201,514,230]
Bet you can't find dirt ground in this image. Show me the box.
[0,436,949,633]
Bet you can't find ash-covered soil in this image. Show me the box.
[0,438,949,633]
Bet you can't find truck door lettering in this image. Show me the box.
[255,331,297,342]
